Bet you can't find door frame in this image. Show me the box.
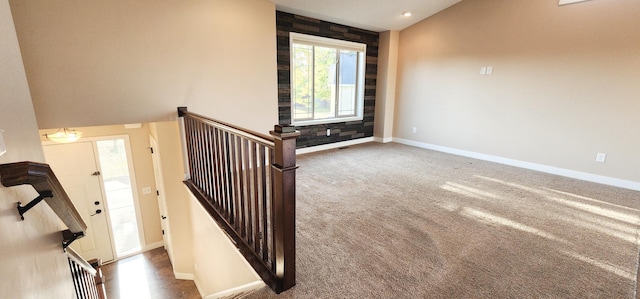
[43,134,147,260]
[149,135,174,263]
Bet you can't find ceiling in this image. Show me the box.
[270,0,462,32]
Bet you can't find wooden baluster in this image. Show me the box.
[207,125,215,205]
[228,134,238,225]
[223,132,233,220]
[216,129,226,212]
[251,141,259,249]
[212,127,222,208]
[234,136,245,234]
[201,122,209,198]
[194,121,202,191]
[242,139,251,239]
[189,117,198,184]
[259,145,269,262]
[199,121,207,191]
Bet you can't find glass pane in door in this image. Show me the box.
[96,139,142,257]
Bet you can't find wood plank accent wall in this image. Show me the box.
[276,11,379,148]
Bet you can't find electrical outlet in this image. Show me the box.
[142,187,152,194]
[412,127,417,134]
[326,128,330,136]
[595,153,606,163]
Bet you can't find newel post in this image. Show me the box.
[269,125,300,292]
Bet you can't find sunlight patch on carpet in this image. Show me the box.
[546,196,640,225]
[543,187,640,213]
[441,182,502,202]
[461,207,569,244]
[560,250,636,280]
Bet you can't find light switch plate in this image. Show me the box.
[0,129,6,157]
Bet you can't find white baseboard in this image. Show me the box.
[393,138,640,191]
[193,277,205,299]
[174,272,195,280]
[296,137,374,155]
[143,241,164,251]
[374,137,393,143]
[204,280,265,299]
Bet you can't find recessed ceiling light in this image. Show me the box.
[402,11,412,17]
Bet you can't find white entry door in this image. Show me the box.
[43,142,115,262]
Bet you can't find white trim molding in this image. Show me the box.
[393,138,640,191]
[204,280,265,299]
[174,272,195,281]
[296,137,374,155]
[374,137,393,143]
[559,0,593,6]
[143,241,165,252]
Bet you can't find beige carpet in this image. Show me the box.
[242,142,640,298]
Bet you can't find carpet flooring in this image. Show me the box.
[242,142,640,298]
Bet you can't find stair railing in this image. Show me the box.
[178,107,299,293]
[0,161,104,298]
[67,247,106,299]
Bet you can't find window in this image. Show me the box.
[290,33,366,125]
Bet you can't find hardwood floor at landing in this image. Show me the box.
[102,248,200,299]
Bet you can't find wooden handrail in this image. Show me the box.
[179,107,299,293]
[178,107,274,145]
[0,161,87,240]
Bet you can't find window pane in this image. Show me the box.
[96,139,141,257]
[290,33,366,125]
[292,44,313,120]
[338,50,357,116]
[314,46,337,120]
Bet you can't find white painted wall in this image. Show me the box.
[11,0,279,135]
[188,189,263,297]
[0,0,43,165]
[0,0,74,297]
[395,0,640,184]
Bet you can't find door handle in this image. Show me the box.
[91,171,101,176]
[90,209,102,216]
